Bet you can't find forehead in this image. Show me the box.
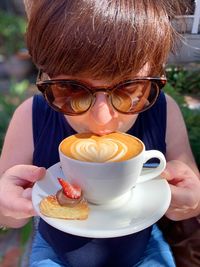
[51,64,150,86]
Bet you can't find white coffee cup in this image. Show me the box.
[59,133,166,204]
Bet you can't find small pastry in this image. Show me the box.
[40,178,89,220]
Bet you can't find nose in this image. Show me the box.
[89,92,116,125]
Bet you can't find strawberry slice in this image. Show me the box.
[57,177,81,199]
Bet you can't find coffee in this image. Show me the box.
[59,133,166,204]
[60,132,143,162]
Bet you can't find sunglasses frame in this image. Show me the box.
[36,70,167,116]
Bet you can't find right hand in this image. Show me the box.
[0,165,46,228]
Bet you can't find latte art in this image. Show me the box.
[60,133,143,162]
[71,95,91,112]
[70,138,128,162]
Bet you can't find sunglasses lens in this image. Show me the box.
[37,75,163,116]
[112,81,159,113]
[42,82,92,114]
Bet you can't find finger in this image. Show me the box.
[22,187,33,200]
[6,165,46,183]
[22,188,38,215]
[165,207,199,221]
[165,209,187,221]
[161,160,195,181]
[5,197,36,219]
[168,183,198,208]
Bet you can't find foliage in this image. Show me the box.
[166,65,200,96]
[163,82,186,106]
[0,10,26,56]
[20,220,33,246]
[182,108,200,168]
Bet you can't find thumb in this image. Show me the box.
[6,164,46,183]
[22,187,38,216]
[160,160,181,182]
[161,168,171,181]
[22,187,33,200]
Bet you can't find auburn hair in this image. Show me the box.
[26,0,189,79]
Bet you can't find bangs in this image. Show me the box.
[27,0,180,79]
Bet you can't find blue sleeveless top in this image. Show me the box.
[32,93,167,267]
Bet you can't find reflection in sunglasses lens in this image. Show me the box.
[41,79,160,115]
[112,90,132,112]
[70,90,92,113]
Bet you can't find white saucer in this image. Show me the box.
[32,162,171,238]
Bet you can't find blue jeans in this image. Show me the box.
[30,224,175,267]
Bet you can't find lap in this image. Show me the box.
[30,224,175,267]
[30,230,66,267]
[134,224,176,267]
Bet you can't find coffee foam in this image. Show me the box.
[60,133,143,162]
[70,138,128,162]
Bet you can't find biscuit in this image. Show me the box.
[40,195,89,220]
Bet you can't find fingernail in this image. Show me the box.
[33,166,45,173]
[33,167,46,177]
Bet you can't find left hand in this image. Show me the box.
[162,160,200,221]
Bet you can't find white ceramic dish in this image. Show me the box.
[32,162,171,238]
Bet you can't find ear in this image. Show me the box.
[23,0,33,19]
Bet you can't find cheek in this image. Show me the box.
[65,115,88,131]
[119,114,135,124]
[118,114,137,131]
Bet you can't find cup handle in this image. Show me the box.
[137,150,166,184]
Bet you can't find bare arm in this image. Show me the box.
[165,94,199,176]
[0,97,45,228]
[0,97,34,174]
[164,94,200,220]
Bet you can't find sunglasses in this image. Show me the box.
[36,70,167,116]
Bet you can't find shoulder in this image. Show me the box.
[9,97,34,133]
[0,97,34,172]
[7,97,34,133]
[165,93,186,136]
[165,94,192,159]
[165,94,186,133]
[165,94,199,172]
[14,97,33,116]
[165,94,181,113]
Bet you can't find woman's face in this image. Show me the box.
[53,68,149,135]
